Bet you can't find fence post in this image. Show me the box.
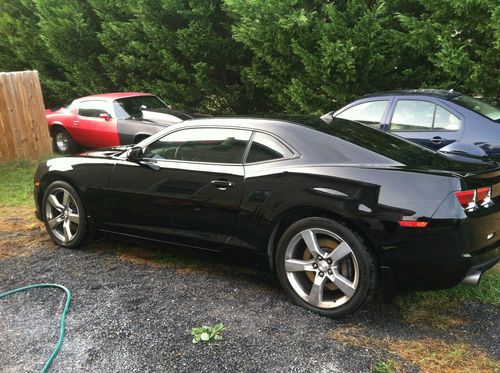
[0,70,52,161]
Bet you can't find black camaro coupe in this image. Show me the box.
[34,117,500,317]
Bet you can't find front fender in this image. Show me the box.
[34,156,116,225]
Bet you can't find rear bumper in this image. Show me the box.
[384,244,499,291]
[462,254,499,285]
[379,210,500,291]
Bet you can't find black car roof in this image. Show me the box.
[363,89,462,100]
[174,116,494,173]
[179,115,325,130]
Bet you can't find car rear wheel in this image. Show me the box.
[53,128,79,154]
[42,181,87,248]
[276,217,377,318]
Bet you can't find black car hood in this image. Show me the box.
[79,146,129,158]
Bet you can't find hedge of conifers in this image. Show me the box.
[0,0,498,113]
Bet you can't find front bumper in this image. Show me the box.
[33,161,48,222]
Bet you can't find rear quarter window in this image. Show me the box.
[246,132,294,163]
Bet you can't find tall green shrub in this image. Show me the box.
[91,0,262,113]
[225,0,408,113]
[0,0,498,111]
[396,0,499,102]
[0,0,67,105]
[34,0,109,100]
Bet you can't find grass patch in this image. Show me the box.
[0,160,39,206]
[332,325,500,372]
[0,205,48,259]
[373,359,399,373]
[396,266,500,329]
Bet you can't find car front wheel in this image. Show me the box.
[53,128,80,154]
[276,217,377,318]
[42,181,87,248]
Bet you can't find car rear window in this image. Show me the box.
[305,117,495,172]
[451,95,500,122]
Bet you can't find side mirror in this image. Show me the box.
[99,113,111,121]
[320,112,334,124]
[167,104,174,110]
[126,146,144,161]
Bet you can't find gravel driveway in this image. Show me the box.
[1,207,499,372]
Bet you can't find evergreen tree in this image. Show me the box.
[396,0,499,102]
[225,0,404,113]
[34,0,109,99]
[0,0,67,105]
[91,0,261,113]
[0,0,497,111]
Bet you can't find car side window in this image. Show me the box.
[390,100,460,131]
[336,100,388,128]
[143,128,252,164]
[246,132,294,163]
[433,105,460,131]
[77,100,113,118]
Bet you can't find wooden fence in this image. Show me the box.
[0,70,52,161]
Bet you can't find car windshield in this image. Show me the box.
[113,95,168,119]
[450,95,500,122]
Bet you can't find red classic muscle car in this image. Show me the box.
[46,92,196,153]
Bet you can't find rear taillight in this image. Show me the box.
[455,187,493,211]
[476,187,492,206]
[455,190,476,209]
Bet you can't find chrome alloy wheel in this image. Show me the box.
[55,132,69,153]
[284,228,359,309]
[45,187,80,243]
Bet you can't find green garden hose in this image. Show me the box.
[0,283,71,373]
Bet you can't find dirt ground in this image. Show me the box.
[1,206,499,372]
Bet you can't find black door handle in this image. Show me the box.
[430,136,445,145]
[211,179,235,189]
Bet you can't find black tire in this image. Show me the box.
[52,128,80,154]
[42,181,87,249]
[275,217,377,318]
